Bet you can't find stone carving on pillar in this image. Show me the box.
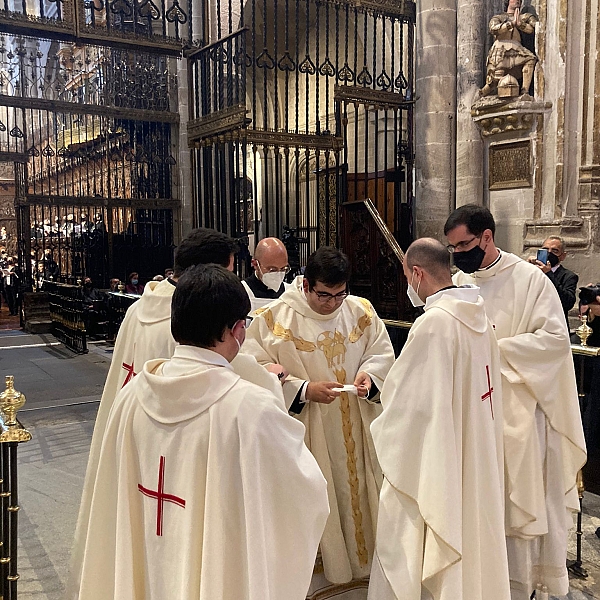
[479,0,538,100]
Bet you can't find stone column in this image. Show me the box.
[177,57,194,240]
[414,0,457,239]
[455,0,485,206]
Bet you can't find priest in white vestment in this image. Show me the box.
[69,228,287,599]
[242,237,291,313]
[368,238,510,600]
[444,205,586,600]
[244,246,395,599]
[74,264,329,600]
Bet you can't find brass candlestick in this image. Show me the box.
[118,282,125,294]
[576,315,593,346]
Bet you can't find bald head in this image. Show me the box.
[253,237,289,279]
[405,238,451,277]
[255,237,287,262]
[403,238,454,302]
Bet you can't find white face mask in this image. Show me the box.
[407,272,425,307]
[233,321,245,352]
[261,270,286,292]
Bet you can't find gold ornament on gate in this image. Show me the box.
[576,315,593,347]
[0,376,31,442]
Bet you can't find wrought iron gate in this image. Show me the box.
[0,0,191,287]
[188,0,416,265]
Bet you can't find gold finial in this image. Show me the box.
[76,278,82,287]
[576,469,585,498]
[118,281,125,294]
[0,377,31,442]
[576,315,593,347]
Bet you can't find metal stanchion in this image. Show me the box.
[567,319,599,579]
[0,376,32,599]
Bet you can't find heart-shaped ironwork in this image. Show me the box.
[298,54,316,75]
[26,145,40,157]
[278,50,296,72]
[166,0,187,24]
[138,0,160,20]
[319,57,335,77]
[9,126,24,139]
[256,48,275,70]
[376,70,392,90]
[357,65,372,86]
[337,63,354,83]
[395,71,408,90]
[0,122,6,132]
[42,144,55,157]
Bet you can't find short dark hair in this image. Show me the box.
[405,238,451,277]
[173,228,239,276]
[444,204,496,237]
[171,264,250,347]
[304,246,351,288]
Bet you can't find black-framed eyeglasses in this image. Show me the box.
[446,234,482,253]
[256,260,291,274]
[310,287,349,303]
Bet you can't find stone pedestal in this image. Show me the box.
[471,95,551,252]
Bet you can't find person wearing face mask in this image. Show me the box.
[244,246,394,600]
[125,272,145,295]
[69,228,289,600]
[73,264,329,600]
[369,238,509,600]
[444,204,586,600]
[527,236,578,327]
[242,237,291,313]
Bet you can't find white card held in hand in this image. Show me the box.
[332,384,358,394]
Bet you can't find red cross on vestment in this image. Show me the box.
[121,360,136,388]
[138,456,186,536]
[481,365,494,419]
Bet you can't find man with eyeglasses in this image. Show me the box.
[244,246,394,599]
[242,237,291,312]
[527,236,578,327]
[444,204,585,600]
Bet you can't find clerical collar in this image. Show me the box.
[167,277,177,287]
[244,272,283,299]
[478,249,502,271]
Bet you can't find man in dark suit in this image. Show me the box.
[529,235,578,327]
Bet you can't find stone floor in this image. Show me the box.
[0,323,599,599]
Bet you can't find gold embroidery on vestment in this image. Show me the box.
[334,367,368,567]
[348,299,373,343]
[262,309,317,352]
[316,329,347,368]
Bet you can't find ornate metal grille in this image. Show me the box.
[0,33,179,286]
[189,0,415,265]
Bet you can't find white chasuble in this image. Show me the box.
[70,279,286,598]
[454,252,586,598]
[369,287,510,600]
[74,346,329,600]
[244,277,395,593]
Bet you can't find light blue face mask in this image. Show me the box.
[407,272,425,308]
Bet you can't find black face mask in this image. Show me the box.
[452,244,486,274]
[546,252,560,268]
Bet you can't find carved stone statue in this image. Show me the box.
[480,0,538,98]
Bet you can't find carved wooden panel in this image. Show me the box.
[340,199,415,321]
